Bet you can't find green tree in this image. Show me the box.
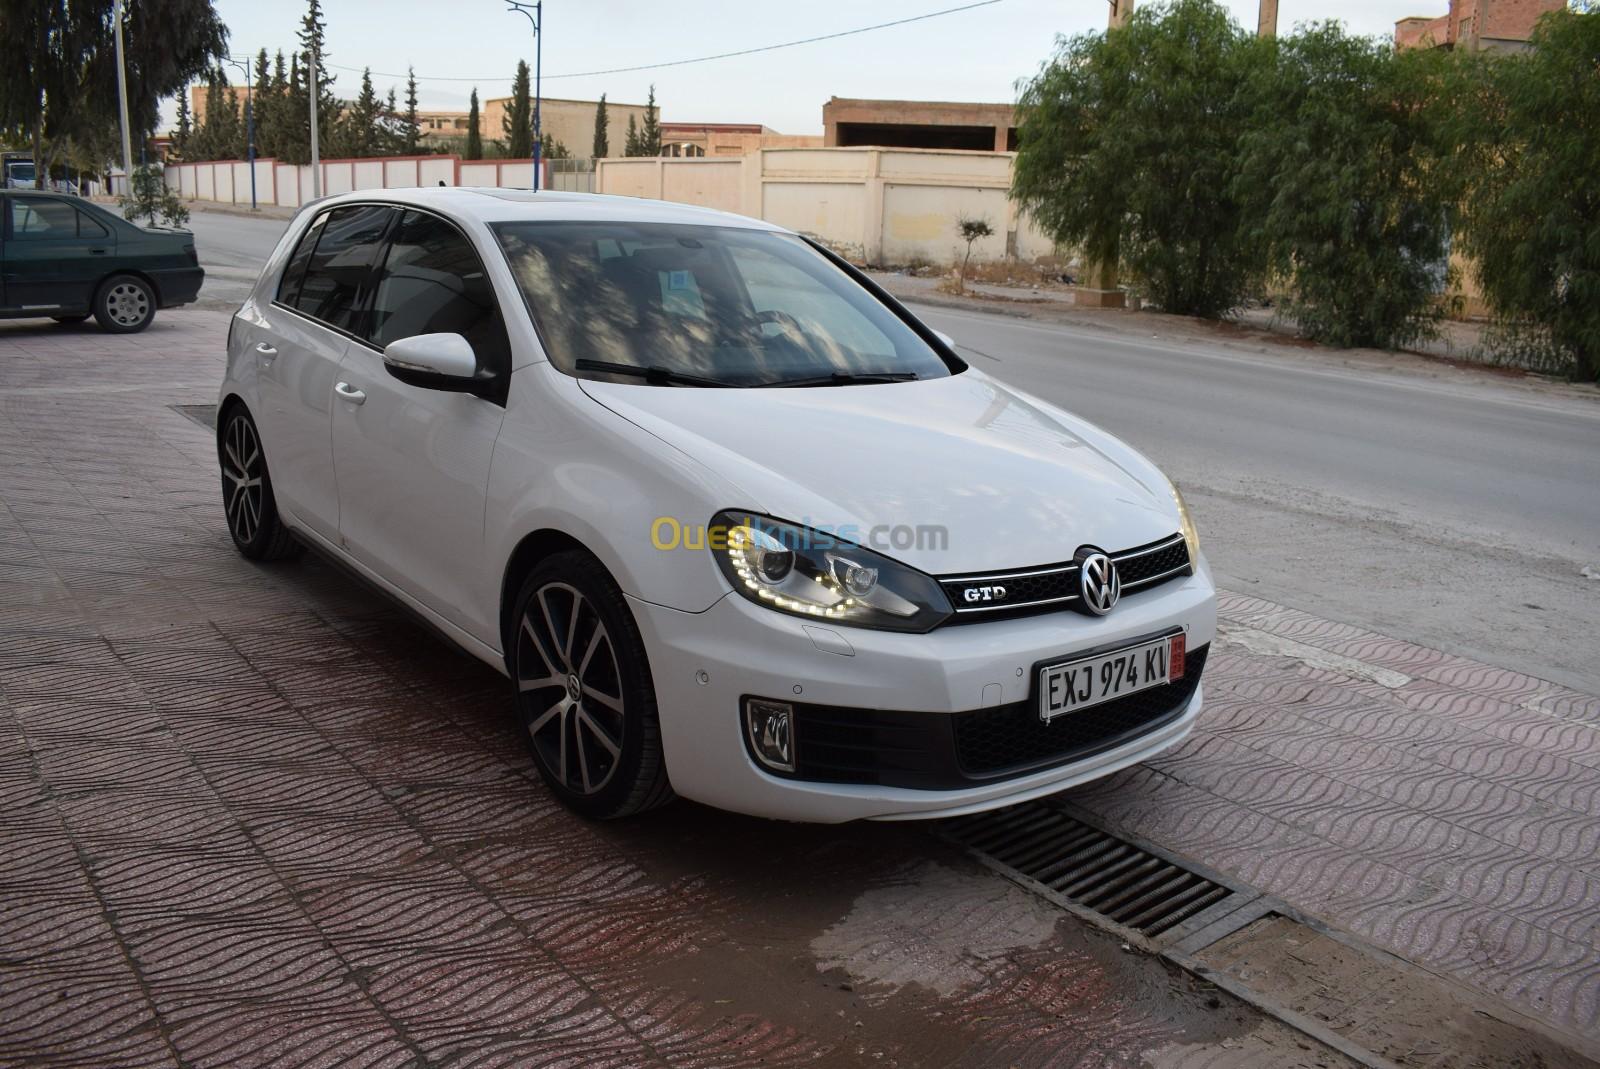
[172,89,193,159]
[404,67,420,154]
[192,65,242,160]
[1012,0,1264,317]
[120,163,188,225]
[1236,25,1455,348]
[278,0,340,165]
[592,93,609,158]
[623,113,641,156]
[334,67,382,158]
[0,0,226,183]
[466,89,483,160]
[504,60,532,158]
[640,84,661,155]
[538,133,570,160]
[1449,9,1600,379]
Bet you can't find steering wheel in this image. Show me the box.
[756,309,805,337]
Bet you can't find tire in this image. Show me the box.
[93,274,156,333]
[510,551,674,820]
[51,314,88,325]
[218,405,302,561]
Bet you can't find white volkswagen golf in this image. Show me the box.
[219,187,1215,823]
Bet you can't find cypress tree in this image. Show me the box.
[640,84,660,155]
[404,67,420,154]
[466,89,482,159]
[504,61,532,158]
[592,93,609,158]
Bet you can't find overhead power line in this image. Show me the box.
[317,0,1007,84]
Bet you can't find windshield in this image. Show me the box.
[8,164,35,181]
[493,221,957,387]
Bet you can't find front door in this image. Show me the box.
[2,195,113,312]
[330,209,510,642]
[251,203,394,541]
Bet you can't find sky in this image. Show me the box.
[192,0,1432,133]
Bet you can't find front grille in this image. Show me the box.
[956,646,1206,776]
[778,644,1208,790]
[938,534,1191,624]
[1115,535,1190,590]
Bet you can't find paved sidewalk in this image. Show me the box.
[2,311,1596,1066]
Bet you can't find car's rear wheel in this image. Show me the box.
[219,405,301,561]
[51,314,88,325]
[511,552,673,819]
[93,274,156,333]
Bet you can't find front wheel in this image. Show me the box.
[510,552,674,819]
[93,274,156,333]
[218,405,301,561]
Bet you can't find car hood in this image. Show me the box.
[579,369,1181,574]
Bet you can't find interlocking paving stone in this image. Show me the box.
[2,312,1597,1064]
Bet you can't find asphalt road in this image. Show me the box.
[182,208,1600,691]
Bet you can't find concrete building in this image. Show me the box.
[659,122,823,158]
[1395,0,1564,51]
[479,95,649,158]
[822,97,1018,153]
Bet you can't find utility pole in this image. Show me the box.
[114,0,134,188]
[1108,0,1134,29]
[308,44,322,198]
[224,57,258,211]
[507,1,543,190]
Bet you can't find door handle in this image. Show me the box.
[334,381,367,405]
[254,343,277,356]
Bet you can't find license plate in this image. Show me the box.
[1037,633,1183,723]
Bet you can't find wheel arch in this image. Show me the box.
[96,268,162,305]
[499,528,598,668]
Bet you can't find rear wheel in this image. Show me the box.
[511,552,673,819]
[218,405,301,561]
[93,274,155,333]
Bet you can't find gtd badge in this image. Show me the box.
[963,585,1008,603]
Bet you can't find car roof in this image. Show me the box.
[307,186,789,234]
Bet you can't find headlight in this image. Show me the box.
[710,512,952,633]
[1172,484,1200,563]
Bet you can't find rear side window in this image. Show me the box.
[368,210,510,373]
[284,204,393,333]
[77,211,109,239]
[8,198,80,239]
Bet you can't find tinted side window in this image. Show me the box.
[77,210,109,239]
[369,210,510,373]
[290,205,393,332]
[276,211,325,306]
[8,198,79,240]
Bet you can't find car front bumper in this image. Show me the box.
[629,557,1217,823]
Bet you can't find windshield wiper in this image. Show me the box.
[574,359,733,388]
[755,371,921,388]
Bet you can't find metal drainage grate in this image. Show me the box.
[943,801,1240,943]
[171,403,218,430]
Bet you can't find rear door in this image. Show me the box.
[2,195,113,312]
[330,208,510,640]
[250,203,395,541]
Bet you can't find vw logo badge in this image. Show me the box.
[1077,551,1121,616]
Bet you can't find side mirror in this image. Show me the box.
[932,329,956,350]
[382,332,495,397]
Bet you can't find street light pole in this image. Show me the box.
[224,57,258,211]
[113,0,134,188]
[507,0,542,191]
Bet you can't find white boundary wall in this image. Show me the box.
[164,154,551,209]
[595,147,1056,267]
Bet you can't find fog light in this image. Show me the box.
[744,698,795,773]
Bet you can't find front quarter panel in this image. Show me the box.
[486,363,754,621]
